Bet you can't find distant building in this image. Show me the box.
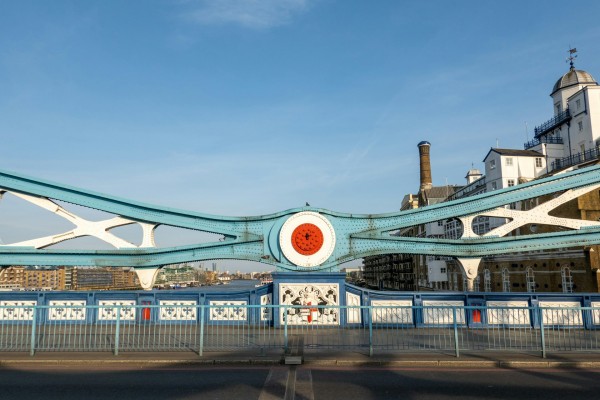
[71,267,139,290]
[155,264,198,287]
[0,266,139,291]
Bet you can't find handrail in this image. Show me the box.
[534,110,571,138]
[551,145,600,172]
[524,136,564,150]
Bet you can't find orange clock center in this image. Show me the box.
[291,223,324,256]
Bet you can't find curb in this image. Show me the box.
[0,359,283,366]
[1,357,600,368]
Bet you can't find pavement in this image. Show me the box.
[2,349,600,369]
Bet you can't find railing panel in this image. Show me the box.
[1,304,600,357]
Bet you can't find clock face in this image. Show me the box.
[279,211,336,268]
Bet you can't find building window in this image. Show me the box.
[505,157,513,166]
[440,268,446,274]
[576,99,581,110]
[489,159,496,169]
[555,103,561,114]
[535,157,543,168]
[491,182,497,190]
[437,220,444,226]
[578,121,583,131]
[507,179,515,187]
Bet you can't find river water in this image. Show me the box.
[153,280,262,293]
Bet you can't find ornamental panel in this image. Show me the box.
[0,301,36,321]
[209,301,247,321]
[422,300,465,324]
[279,283,339,325]
[592,302,600,325]
[98,300,136,321]
[486,301,530,325]
[260,294,272,322]
[159,300,197,321]
[539,301,582,326]
[48,300,86,321]
[371,300,412,324]
[346,292,361,323]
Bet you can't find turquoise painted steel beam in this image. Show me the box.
[1,165,600,237]
[3,226,600,270]
[1,166,600,272]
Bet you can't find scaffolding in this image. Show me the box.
[484,269,491,292]
[502,268,511,293]
[526,267,536,293]
[561,266,573,293]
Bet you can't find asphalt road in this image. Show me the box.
[1,363,599,400]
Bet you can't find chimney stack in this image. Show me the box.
[418,141,432,191]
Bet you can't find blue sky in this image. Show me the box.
[1,1,600,269]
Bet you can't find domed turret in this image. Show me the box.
[551,69,597,96]
[550,49,599,112]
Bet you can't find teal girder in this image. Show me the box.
[1,166,600,272]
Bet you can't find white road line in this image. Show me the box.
[259,367,289,400]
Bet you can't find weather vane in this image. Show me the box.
[567,47,578,70]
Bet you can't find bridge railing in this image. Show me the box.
[1,304,600,358]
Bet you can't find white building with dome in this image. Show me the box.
[525,60,600,172]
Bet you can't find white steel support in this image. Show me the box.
[455,185,600,291]
[1,191,162,290]
[135,267,161,291]
[480,185,600,236]
[4,191,158,250]
[456,258,481,291]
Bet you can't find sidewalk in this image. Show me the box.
[2,350,600,369]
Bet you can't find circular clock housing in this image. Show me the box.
[279,211,336,267]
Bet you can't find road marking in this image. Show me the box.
[259,367,288,400]
[284,366,296,400]
[294,368,314,400]
[259,366,314,400]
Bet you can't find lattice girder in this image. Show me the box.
[1,166,600,290]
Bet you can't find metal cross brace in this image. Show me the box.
[1,165,600,289]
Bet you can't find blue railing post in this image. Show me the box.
[199,305,205,357]
[114,306,121,356]
[29,305,37,357]
[539,307,546,359]
[284,305,288,353]
[453,307,460,358]
[368,306,373,357]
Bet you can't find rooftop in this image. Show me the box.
[551,68,597,95]
[484,148,543,161]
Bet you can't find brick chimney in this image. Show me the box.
[418,141,432,191]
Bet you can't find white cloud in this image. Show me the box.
[180,0,311,29]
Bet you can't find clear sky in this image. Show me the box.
[1,1,600,270]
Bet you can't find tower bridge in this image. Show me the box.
[1,164,600,291]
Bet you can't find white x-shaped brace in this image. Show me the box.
[3,191,157,249]
[1,190,161,288]
[456,183,600,289]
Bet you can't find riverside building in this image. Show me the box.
[364,50,600,293]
